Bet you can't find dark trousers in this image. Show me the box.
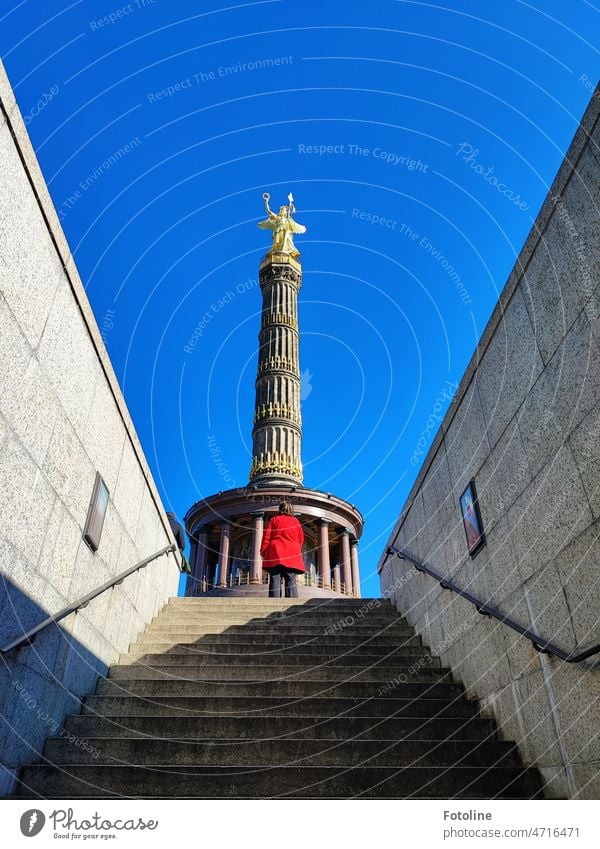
[268,566,299,598]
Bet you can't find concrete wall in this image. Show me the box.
[0,61,181,795]
[378,87,600,799]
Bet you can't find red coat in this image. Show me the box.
[260,514,306,573]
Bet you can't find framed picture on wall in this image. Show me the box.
[460,479,486,556]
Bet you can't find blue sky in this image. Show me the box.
[2,0,598,599]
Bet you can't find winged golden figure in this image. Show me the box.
[258,192,306,258]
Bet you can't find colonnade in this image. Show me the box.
[188,513,361,597]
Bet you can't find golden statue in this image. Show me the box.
[258,192,306,258]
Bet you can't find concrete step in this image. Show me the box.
[106,663,455,685]
[156,608,406,619]
[16,764,542,799]
[150,617,413,631]
[43,736,522,768]
[167,598,390,607]
[127,642,429,659]
[133,632,423,649]
[64,712,499,741]
[81,694,480,718]
[95,678,462,700]
[144,617,414,637]
[13,588,542,800]
[117,651,444,669]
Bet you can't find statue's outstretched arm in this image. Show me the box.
[262,191,275,218]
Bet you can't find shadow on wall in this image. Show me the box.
[0,575,109,797]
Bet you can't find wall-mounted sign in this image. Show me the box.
[460,479,486,556]
[83,472,109,553]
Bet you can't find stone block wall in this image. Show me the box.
[0,61,181,795]
[378,87,600,799]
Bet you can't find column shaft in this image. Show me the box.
[195,531,208,594]
[317,519,331,589]
[217,521,231,588]
[340,529,352,596]
[250,512,264,584]
[350,539,361,599]
[186,539,198,597]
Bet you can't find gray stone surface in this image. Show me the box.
[515,365,565,482]
[380,90,600,799]
[420,446,455,546]
[83,378,126,495]
[42,410,82,505]
[0,436,57,567]
[507,442,592,583]
[568,402,600,520]
[551,308,600,437]
[512,670,563,766]
[518,293,600,481]
[454,513,522,607]
[477,287,544,449]
[0,62,181,796]
[475,418,533,531]
[498,586,542,681]
[551,518,600,648]
[0,125,63,349]
[445,379,491,497]
[571,763,600,800]
[112,442,146,544]
[539,766,572,800]
[519,116,600,365]
[401,490,430,563]
[36,279,101,439]
[523,562,578,651]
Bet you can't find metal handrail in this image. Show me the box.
[1,543,177,654]
[387,545,600,664]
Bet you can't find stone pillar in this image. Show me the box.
[317,518,331,589]
[350,538,361,599]
[250,511,264,584]
[332,562,341,593]
[195,530,208,594]
[186,537,198,597]
[205,551,218,590]
[340,528,352,596]
[217,520,231,588]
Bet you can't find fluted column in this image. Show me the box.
[250,511,264,584]
[350,538,361,599]
[217,520,231,587]
[340,528,352,596]
[317,518,331,589]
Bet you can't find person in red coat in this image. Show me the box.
[260,500,305,598]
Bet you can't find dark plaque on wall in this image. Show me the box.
[460,479,486,556]
[83,472,109,553]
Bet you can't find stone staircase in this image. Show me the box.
[16,598,542,799]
